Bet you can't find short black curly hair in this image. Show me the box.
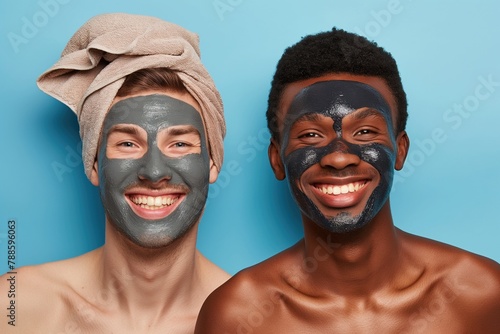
[266,27,408,141]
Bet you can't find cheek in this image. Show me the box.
[173,154,210,186]
[360,144,396,182]
[284,147,319,182]
[99,157,139,191]
[361,144,394,167]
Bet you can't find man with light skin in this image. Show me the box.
[195,28,500,333]
[0,14,229,334]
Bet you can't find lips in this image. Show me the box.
[305,175,373,210]
[129,195,180,210]
[315,181,367,196]
[125,189,186,220]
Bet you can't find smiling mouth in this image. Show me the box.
[315,181,367,196]
[128,195,180,210]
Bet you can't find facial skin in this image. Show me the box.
[270,76,408,233]
[91,93,218,248]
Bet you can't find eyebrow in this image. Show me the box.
[162,125,200,137]
[108,124,142,136]
[292,113,325,124]
[350,108,386,121]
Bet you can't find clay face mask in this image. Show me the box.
[97,94,210,247]
[281,80,397,233]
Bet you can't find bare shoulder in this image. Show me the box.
[401,230,500,329]
[0,263,65,332]
[195,243,302,334]
[439,246,500,328]
[0,250,100,332]
[401,229,500,283]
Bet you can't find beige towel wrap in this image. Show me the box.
[37,13,225,180]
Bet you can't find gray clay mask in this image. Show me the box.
[97,94,210,247]
[281,80,398,233]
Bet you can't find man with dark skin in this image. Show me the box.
[195,28,500,333]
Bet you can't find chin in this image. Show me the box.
[132,223,196,249]
[316,211,369,233]
[132,235,175,249]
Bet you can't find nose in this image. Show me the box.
[319,139,361,170]
[138,146,172,183]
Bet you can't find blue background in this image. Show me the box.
[1,0,499,275]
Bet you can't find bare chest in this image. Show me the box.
[17,297,196,334]
[237,305,467,334]
[236,286,470,334]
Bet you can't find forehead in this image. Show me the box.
[286,80,392,122]
[278,74,398,129]
[103,93,205,133]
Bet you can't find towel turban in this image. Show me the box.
[37,13,225,180]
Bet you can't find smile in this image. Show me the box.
[315,181,367,196]
[128,195,180,210]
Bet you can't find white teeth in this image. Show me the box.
[318,182,365,196]
[333,186,341,195]
[130,195,179,209]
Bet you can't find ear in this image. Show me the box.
[90,160,100,186]
[394,131,410,171]
[209,159,219,184]
[268,139,286,180]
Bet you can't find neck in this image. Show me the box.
[91,221,204,320]
[301,202,403,296]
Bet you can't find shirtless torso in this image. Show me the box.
[1,225,229,333]
[196,229,500,333]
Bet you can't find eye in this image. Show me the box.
[350,127,387,143]
[119,141,136,148]
[289,130,325,150]
[353,126,383,138]
[355,129,375,136]
[105,125,147,159]
[113,140,142,151]
[162,138,201,157]
[298,132,321,138]
[293,129,327,145]
[106,138,145,159]
[173,142,191,148]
